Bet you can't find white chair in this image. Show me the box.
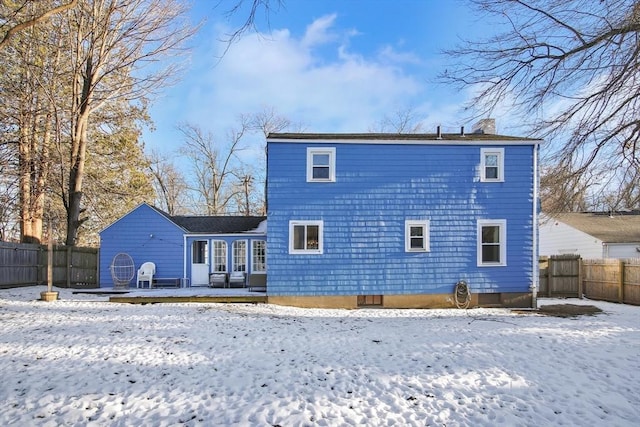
[228,271,246,288]
[136,262,156,288]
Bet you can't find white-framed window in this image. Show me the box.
[307,147,336,182]
[405,220,430,252]
[232,240,247,272]
[289,220,323,254]
[477,219,507,266]
[212,240,227,272]
[480,148,504,182]
[252,240,266,273]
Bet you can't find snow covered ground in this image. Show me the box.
[0,286,638,426]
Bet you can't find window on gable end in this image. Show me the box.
[477,219,507,266]
[480,148,504,182]
[307,147,336,182]
[289,220,323,254]
[405,220,430,252]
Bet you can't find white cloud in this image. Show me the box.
[377,45,422,65]
[183,15,434,136]
[301,13,339,48]
[145,13,488,163]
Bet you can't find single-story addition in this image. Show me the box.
[539,211,640,259]
[99,203,266,288]
[265,129,543,309]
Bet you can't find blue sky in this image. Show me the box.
[143,1,506,157]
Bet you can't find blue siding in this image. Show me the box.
[99,204,185,287]
[267,142,536,296]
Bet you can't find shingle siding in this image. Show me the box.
[99,204,185,287]
[267,142,536,296]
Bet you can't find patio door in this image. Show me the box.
[191,240,209,286]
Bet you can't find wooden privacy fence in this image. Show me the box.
[582,258,640,305]
[539,255,581,298]
[0,242,98,288]
[539,255,640,305]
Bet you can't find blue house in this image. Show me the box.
[99,203,266,288]
[265,129,542,308]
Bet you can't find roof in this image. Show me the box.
[551,212,640,243]
[267,132,542,144]
[170,215,266,234]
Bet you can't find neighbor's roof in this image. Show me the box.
[552,212,640,243]
[170,215,266,234]
[267,132,542,144]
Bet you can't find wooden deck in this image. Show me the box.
[74,287,267,304]
[109,294,267,304]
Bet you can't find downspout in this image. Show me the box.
[531,143,540,308]
[183,234,188,285]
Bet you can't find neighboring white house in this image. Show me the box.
[539,212,640,259]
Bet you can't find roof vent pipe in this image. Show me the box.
[436,125,442,139]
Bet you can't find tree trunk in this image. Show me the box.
[66,112,89,246]
[18,120,38,244]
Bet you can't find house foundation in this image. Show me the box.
[268,292,534,309]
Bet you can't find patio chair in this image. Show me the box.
[228,271,246,288]
[110,253,135,289]
[209,272,227,288]
[136,262,156,288]
[248,274,267,292]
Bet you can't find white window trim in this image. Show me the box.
[405,220,430,252]
[477,219,507,267]
[251,240,267,273]
[212,240,227,272]
[480,147,505,182]
[289,220,324,254]
[232,239,248,272]
[306,147,336,182]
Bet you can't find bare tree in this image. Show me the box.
[178,123,246,215]
[243,105,300,214]
[148,150,189,216]
[368,104,425,133]
[441,0,640,200]
[540,166,595,213]
[216,0,284,49]
[244,105,293,138]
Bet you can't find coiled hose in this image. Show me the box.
[454,280,471,309]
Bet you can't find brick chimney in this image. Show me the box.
[472,118,496,135]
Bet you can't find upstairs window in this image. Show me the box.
[289,220,323,254]
[480,148,504,182]
[405,220,430,252]
[477,219,507,266]
[307,148,336,182]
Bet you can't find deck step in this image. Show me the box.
[109,295,267,304]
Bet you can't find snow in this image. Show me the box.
[1,286,638,426]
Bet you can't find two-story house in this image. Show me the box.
[266,130,542,308]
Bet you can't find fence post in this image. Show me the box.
[578,258,583,299]
[618,260,625,303]
[66,246,72,288]
[548,256,554,296]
